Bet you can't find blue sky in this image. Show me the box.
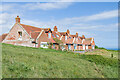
[0,2,118,49]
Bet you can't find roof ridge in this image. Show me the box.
[20,24,42,29]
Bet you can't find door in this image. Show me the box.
[86,45,88,50]
[53,44,55,49]
[74,44,77,50]
[68,44,71,50]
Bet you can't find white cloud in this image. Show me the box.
[85,10,118,21]
[22,2,72,10]
[0,13,20,35]
[0,2,72,12]
[0,4,18,12]
[0,7,118,36]
[0,13,15,25]
[73,23,118,31]
[58,10,118,24]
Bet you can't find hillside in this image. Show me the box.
[2,43,118,78]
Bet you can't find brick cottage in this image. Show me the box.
[0,16,95,50]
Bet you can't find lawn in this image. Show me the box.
[2,43,118,78]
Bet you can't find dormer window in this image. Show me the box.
[18,31,22,40]
[65,36,67,40]
[56,34,59,37]
[52,34,55,38]
[48,33,51,38]
[76,38,78,41]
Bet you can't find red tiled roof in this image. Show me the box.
[60,36,65,43]
[0,33,8,42]
[66,38,73,44]
[71,35,76,38]
[76,38,82,44]
[20,24,50,39]
[48,38,56,43]
[91,41,95,45]
[82,35,85,39]
[59,32,67,36]
[78,36,83,39]
[52,31,61,39]
[31,32,40,40]
[83,38,92,45]
[60,35,74,44]
[46,31,62,43]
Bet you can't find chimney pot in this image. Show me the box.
[15,15,20,23]
[54,26,58,32]
[67,29,70,34]
[76,32,78,37]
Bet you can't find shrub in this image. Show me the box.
[48,43,53,49]
[95,45,99,49]
[53,38,64,50]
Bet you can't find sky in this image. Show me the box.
[0,2,118,49]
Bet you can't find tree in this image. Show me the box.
[47,42,53,49]
[53,38,64,50]
[95,45,99,49]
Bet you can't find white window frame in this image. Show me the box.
[68,44,71,50]
[65,36,67,40]
[40,42,48,48]
[52,34,55,38]
[86,45,88,50]
[83,45,85,50]
[18,31,22,40]
[74,44,77,50]
[56,34,59,37]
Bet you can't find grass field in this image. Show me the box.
[2,43,118,78]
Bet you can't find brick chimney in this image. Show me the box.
[15,16,20,23]
[82,35,85,39]
[67,29,70,34]
[54,26,57,32]
[76,32,78,37]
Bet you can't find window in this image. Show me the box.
[56,34,59,37]
[48,33,51,38]
[65,36,67,40]
[18,31,22,40]
[52,34,55,37]
[74,44,77,50]
[40,42,48,48]
[83,45,85,50]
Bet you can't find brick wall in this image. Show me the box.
[37,31,49,48]
[2,24,35,47]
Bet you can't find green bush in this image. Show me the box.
[80,55,118,67]
[95,45,99,49]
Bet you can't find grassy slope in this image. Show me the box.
[2,43,118,78]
